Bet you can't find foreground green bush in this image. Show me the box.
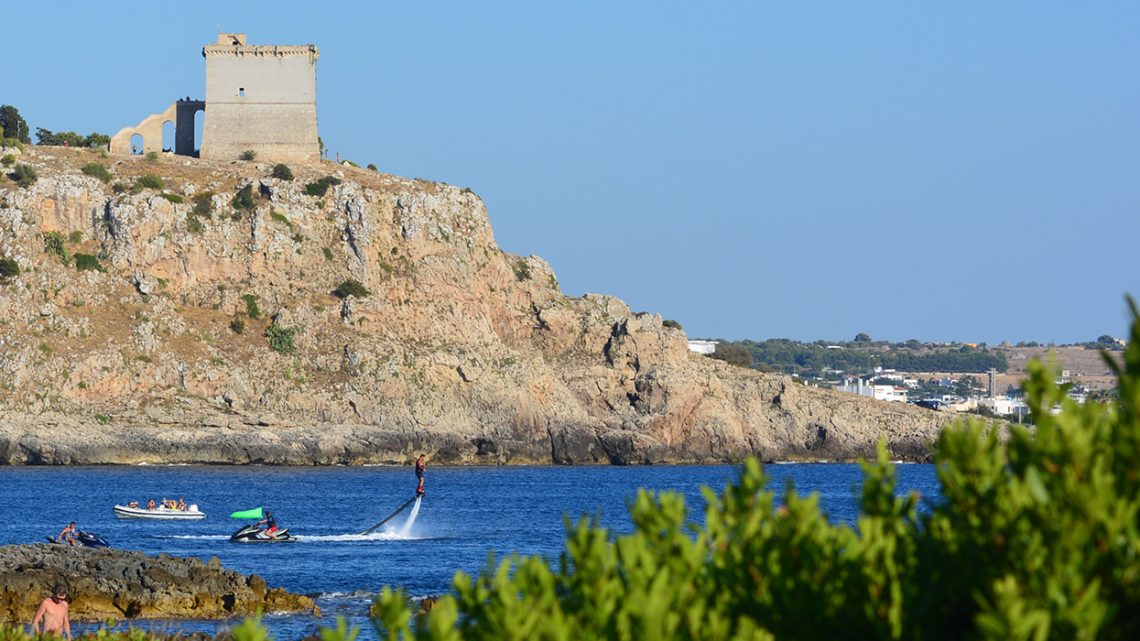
[372,300,1140,640]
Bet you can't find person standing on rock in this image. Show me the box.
[31,583,72,640]
[415,454,426,496]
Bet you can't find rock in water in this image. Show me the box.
[0,544,317,622]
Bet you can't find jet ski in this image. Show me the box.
[229,524,296,543]
[47,530,110,548]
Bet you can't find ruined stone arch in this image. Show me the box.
[110,99,205,157]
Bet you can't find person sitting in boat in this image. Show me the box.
[127,501,138,508]
[177,498,187,511]
[257,511,280,538]
[57,522,78,546]
[147,499,156,510]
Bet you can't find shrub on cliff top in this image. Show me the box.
[304,176,341,197]
[192,191,215,218]
[10,163,37,187]
[232,184,255,211]
[271,163,294,181]
[513,258,532,281]
[662,318,683,330]
[135,173,163,190]
[81,162,112,183]
[239,149,257,161]
[333,279,371,299]
[372,297,1140,641]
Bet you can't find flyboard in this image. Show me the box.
[358,495,422,535]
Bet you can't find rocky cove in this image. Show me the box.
[0,146,952,465]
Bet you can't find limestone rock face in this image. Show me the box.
[0,147,952,465]
[0,544,316,622]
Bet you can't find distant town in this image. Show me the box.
[688,334,1128,423]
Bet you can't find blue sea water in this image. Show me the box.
[0,463,940,640]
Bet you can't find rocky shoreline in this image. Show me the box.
[0,147,953,467]
[0,543,316,623]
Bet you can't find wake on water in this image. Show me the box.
[157,497,426,542]
[304,496,424,541]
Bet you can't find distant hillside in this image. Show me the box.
[715,338,1008,377]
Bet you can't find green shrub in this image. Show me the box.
[42,231,71,265]
[710,342,752,367]
[0,257,19,279]
[270,211,294,230]
[662,319,683,330]
[10,163,37,187]
[304,176,341,197]
[265,321,297,354]
[187,216,204,233]
[67,231,83,244]
[322,247,334,261]
[160,192,184,204]
[372,302,1140,641]
[81,162,112,183]
[229,316,245,334]
[239,149,257,161]
[192,191,215,218]
[271,163,294,180]
[232,184,255,210]
[34,128,109,149]
[513,258,532,281]
[0,154,15,166]
[111,182,127,194]
[135,173,163,190]
[74,253,105,272]
[367,163,378,171]
[242,294,261,319]
[145,151,159,162]
[333,279,370,299]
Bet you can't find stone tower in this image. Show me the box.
[199,33,320,162]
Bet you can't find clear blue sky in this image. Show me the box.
[8,2,1139,344]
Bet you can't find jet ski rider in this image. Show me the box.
[257,511,279,538]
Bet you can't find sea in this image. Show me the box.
[0,463,941,640]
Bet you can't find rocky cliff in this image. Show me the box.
[0,146,951,465]
[0,543,315,621]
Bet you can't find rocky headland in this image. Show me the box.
[0,543,315,622]
[0,146,952,465]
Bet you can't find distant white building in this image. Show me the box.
[833,378,908,403]
[688,340,718,355]
[979,396,1031,419]
[834,378,874,398]
[872,385,909,403]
